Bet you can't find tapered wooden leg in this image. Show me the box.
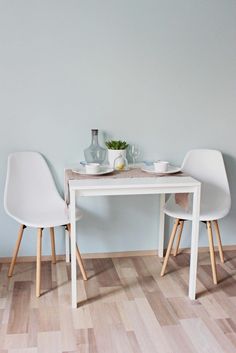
[50,227,56,264]
[207,221,217,285]
[161,219,180,277]
[213,220,224,263]
[67,224,87,281]
[8,224,26,277]
[36,228,43,297]
[174,220,184,256]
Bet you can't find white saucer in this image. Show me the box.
[142,165,181,175]
[72,166,114,176]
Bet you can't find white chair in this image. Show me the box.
[4,151,87,297]
[161,149,231,284]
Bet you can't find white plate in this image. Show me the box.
[142,165,181,175]
[72,166,114,176]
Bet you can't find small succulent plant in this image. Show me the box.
[105,140,129,150]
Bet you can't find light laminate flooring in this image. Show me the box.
[0,251,236,353]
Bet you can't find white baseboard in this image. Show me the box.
[0,245,236,263]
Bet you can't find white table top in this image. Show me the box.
[69,175,200,189]
[65,168,200,199]
[67,180,200,206]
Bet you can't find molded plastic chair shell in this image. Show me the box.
[4,152,81,228]
[164,149,231,221]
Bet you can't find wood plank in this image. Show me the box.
[126,331,142,353]
[27,308,39,347]
[145,290,179,326]
[4,333,29,350]
[226,333,236,348]
[37,331,61,353]
[89,302,117,353]
[75,328,98,353]
[124,298,172,353]
[216,318,236,334]
[167,297,198,320]
[7,281,31,334]
[199,294,229,319]
[162,325,197,353]
[40,261,53,293]
[92,259,122,287]
[59,305,77,352]
[0,251,235,353]
[8,349,37,353]
[38,305,60,332]
[181,318,226,353]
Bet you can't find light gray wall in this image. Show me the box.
[0,0,236,257]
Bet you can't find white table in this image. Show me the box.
[68,174,201,308]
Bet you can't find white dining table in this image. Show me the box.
[66,170,201,308]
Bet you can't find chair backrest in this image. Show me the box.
[182,149,231,214]
[4,152,65,220]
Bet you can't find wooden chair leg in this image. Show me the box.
[67,224,88,281]
[50,227,56,264]
[174,220,184,256]
[161,219,180,277]
[8,224,26,277]
[36,228,43,297]
[207,221,217,285]
[213,220,224,263]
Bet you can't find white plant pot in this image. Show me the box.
[107,149,126,168]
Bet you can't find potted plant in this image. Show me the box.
[105,140,129,168]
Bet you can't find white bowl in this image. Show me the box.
[153,161,169,173]
[85,163,100,174]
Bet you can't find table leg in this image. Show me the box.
[65,228,70,263]
[64,171,70,263]
[70,189,77,308]
[158,194,166,258]
[189,185,201,300]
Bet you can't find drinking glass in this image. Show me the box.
[129,144,141,165]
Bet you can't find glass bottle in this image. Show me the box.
[84,129,106,164]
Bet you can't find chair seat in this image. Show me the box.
[164,194,230,222]
[7,205,82,228]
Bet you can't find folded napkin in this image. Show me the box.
[175,193,189,210]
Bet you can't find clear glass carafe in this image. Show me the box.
[84,129,106,164]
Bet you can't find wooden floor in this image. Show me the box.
[0,251,236,353]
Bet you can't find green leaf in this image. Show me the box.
[105,140,129,150]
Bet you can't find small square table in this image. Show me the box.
[65,168,201,308]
